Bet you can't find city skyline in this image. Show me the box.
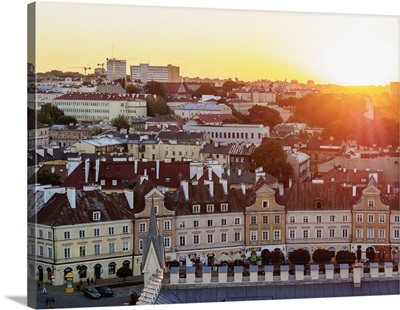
[31,2,399,86]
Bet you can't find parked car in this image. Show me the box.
[83,287,101,299]
[98,286,113,297]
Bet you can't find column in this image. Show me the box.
[249,265,258,282]
[264,265,274,282]
[280,265,289,281]
[339,264,349,279]
[202,266,211,284]
[325,264,334,279]
[218,266,227,283]
[352,263,363,287]
[170,267,179,285]
[384,262,393,277]
[369,262,379,278]
[310,264,319,280]
[295,265,304,280]
[186,266,195,284]
[234,266,243,283]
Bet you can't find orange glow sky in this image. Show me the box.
[31,1,399,85]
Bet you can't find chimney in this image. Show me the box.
[221,178,228,195]
[238,169,242,176]
[209,181,214,197]
[144,169,147,176]
[241,183,246,195]
[208,167,213,181]
[51,167,55,174]
[84,158,90,184]
[156,160,160,180]
[140,175,149,184]
[387,184,390,194]
[354,168,357,173]
[181,180,189,201]
[352,185,357,197]
[227,168,231,176]
[278,183,284,196]
[124,189,134,209]
[67,187,76,209]
[288,178,292,188]
[95,158,100,182]
[134,159,138,174]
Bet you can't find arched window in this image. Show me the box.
[315,200,323,209]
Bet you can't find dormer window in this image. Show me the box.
[315,200,323,209]
[221,203,228,212]
[207,204,214,212]
[262,201,269,208]
[193,205,200,213]
[368,200,375,208]
[93,211,101,221]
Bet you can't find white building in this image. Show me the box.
[183,123,269,146]
[130,64,180,83]
[106,58,127,81]
[54,92,147,123]
[174,103,232,119]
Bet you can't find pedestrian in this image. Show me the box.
[42,283,47,295]
[93,275,96,284]
[45,297,49,308]
[91,277,93,284]
[87,277,90,286]
[51,297,55,309]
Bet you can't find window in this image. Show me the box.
[123,225,129,234]
[394,229,400,239]
[164,237,170,248]
[193,220,199,228]
[221,219,227,226]
[343,215,348,222]
[30,228,34,237]
[329,229,335,238]
[262,216,269,224]
[274,215,280,224]
[234,217,241,225]
[289,229,295,239]
[64,248,71,259]
[179,236,186,246]
[303,230,309,239]
[221,233,227,243]
[315,201,322,209]
[193,235,200,245]
[108,227,115,235]
[139,223,146,232]
[330,215,335,222]
[316,215,322,223]
[250,231,257,241]
[395,216,400,223]
[112,179,117,186]
[47,246,53,258]
[154,206,159,214]
[207,204,214,212]
[64,231,71,240]
[108,242,115,253]
[274,230,281,240]
[207,219,213,227]
[94,244,101,255]
[121,240,129,252]
[378,229,385,239]
[368,200,375,207]
[316,229,322,238]
[94,228,100,237]
[368,214,374,223]
[164,220,171,230]
[289,216,295,223]
[207,234,214,244]
[356,229,363,238]
[38,230,43,239]
[356,214,363,223]
[262,201,269,208]
[38,245,43,257]
[108,264,116,275]
[193,205,200,213]
[221,203,228,212]
[250,216,257,225]
[79,246,86,257]
[379,214,386,223]
[342,229,348,238]
[179,221,186,228]
[93,211,101,221]
[303,216,309,223]
[367,229,374,239]
[79,230,85,238]
[234,232,241,241]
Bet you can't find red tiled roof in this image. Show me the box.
[54,92,145,101]
[194,114,235,124]
[28,164,70,184]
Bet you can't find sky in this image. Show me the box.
[30,1,400,86]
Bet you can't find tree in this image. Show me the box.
[250,139,293,186]
[55,115,77,125]
[194,83,218,98]
[222,80,243,93]
[243,105,283,127]
[37,103,65,125]
[36,170,62,186]
[110,114,130,131]
[144,81,166,99]
[335,250,356,265]
[126,84,142,94]
[146,95,169,117]
[269,248,285,265]
[116,266,133,282]
[288,249,310,265]
[312,249,332,264]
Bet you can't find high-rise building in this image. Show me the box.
[106,58,127,81]
[130,63,180,83]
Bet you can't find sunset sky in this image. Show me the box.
[31,1,399,86]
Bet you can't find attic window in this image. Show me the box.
[315,200,323,209]
[165,178,170,183]
[93,211,101,221]
[361,178,367,183]
[221,203,228,212]
[207,204,214,212]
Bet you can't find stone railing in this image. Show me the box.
[165,262,399,288]
[137,270,163,305]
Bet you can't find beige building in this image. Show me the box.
[27,188,135,286]
[28,117,49,150]
[130,63,180,83]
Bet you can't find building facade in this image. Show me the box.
[106,58,127,81]
[130,64,180,83]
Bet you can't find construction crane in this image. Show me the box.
[67,66,91,76]
[97,63,105,68]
